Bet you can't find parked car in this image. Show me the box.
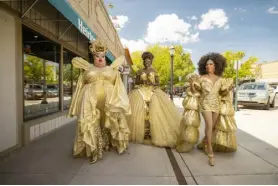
[24,84,44,100]
[237,82,276,110]
[270,84,278,105]
[63,85,72,96]
[270,84,278,94]
[47,84,59,98]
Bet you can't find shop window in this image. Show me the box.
[23,26,60,120]
[63,49,80,110]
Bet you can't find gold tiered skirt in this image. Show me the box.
[72,81,130,162]
[212,96,237,152]
[176,89,201,152]
[127,86,181,148]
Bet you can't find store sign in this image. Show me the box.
[78,18,95,41]
[48,0,96,40]
[48,0,115,61]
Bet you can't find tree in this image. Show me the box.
[131,44,195,87]
[24,55,55,84]
[172,46,195,86]
[222,51,258,80]
[130,51,144,75]
[63,64,80,85]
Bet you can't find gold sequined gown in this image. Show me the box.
[68,56,131,162]
[197,78,237,152]
[176,84,201,152]
[199,77,222,113]
[127,72,181,148]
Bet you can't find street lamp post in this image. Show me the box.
[169,45,175,101]
[234,60,239,111]
[41,59,48,104]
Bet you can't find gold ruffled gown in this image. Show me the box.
[197,78,237,152]
[127,72,181,148]
[68,56,131,162]
[176,84,201,152]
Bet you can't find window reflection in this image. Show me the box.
[23,26,60,120]
[63,49,80,110]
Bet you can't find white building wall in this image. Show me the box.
[0,10,18,151]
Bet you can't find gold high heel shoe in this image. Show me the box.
[89,152,98,164]
[208,154,215,166]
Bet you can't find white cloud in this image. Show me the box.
[267,7,278,14]
[224,24,230,30]
[110,15,129,31]
[183,48,193,54]
[191,16,198,20]
[120,38,148,52]
[198,9,228,30]
[144,14,199,44]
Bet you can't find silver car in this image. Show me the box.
[237,82,276,110]
[24,84,44,100]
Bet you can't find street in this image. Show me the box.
[236,107,278,148]
[0,97,277,185]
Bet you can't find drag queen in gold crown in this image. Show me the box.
[127,51,181,148]
[177,53,237,166]
[68,39,131,163]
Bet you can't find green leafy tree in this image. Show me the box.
[24,55,55,84]
[172,45,195,86]
[131,44,195,87]
[63,64,80,85]
[222,51,258,80]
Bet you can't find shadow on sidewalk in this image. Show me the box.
[0,121,277,184]
[0,122,84,185]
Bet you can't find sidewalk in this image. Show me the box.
[0,100,278,184]
[0,122,177,185]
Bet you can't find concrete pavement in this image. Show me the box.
[0,98,278,184]
[235,108,278,148]
[0,123,178,185]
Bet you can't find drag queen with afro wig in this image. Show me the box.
[179,52,237,166]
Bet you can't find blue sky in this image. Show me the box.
[105,0,278,65]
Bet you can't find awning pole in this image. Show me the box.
[58,24,73,40]
[21,0,39,18]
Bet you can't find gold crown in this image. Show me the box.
[89,39,107,54]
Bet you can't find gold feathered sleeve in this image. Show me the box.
[219,78,235,115]
[106,55,131,115]
[72,57,90,70]
[67,57,90,117]
[220,78,233,98]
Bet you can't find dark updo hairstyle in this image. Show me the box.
[198,52,227,76]
[141,51,154,61]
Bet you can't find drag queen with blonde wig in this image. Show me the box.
[68,39,131,163]
[127,51,181,148]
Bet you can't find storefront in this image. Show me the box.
[0,0,132,155]
[256,61,278,84]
